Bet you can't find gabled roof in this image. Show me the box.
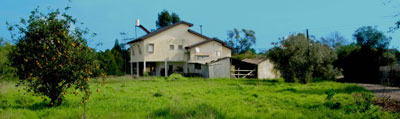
[242,58,268,64]
[185,38,234,50]
[127,21,193,44]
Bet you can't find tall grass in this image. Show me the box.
[0,76,398,119]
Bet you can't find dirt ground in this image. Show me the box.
[357,84,400,101]
[358,83,400,112]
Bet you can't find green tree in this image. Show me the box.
[111,40,124,75]
[226,28,256,54]
[267,33,339,83]
[0,38,16,80]
[353,26,390,49]
[7,8,103,106]
[156,10,180,29]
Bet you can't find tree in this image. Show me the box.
[226,28,256,54]
[7,8,103,106]
[267,33,339,83]
[0,37,16,80]
[111,40,124,75]
[156,10,180,29]
[336,26,395,83]
[353,26,390,49]
[320,32,347,49]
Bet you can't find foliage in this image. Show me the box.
[353,26,390,49]
[267,33,340,83]
[0,38,16,80]
[167,73,187,81]
[226,28,256,54]
[96,39,130,76]
[320,32,347,49]
[7,8,104,106]
[232,49,266,60]
[156,10,180,29]
[336,27,396,83]
[0,77,398,119]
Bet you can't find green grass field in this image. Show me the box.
[0,76,399,119]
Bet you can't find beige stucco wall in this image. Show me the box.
[130,41,145,62]
[257,59,280,79]
[188,41,232,62]
[129,24,210,62]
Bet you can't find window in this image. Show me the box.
[217,51,221,56]
[178,45,183,50]
[137,45,142,54]
[170,45,174,50]
[197,55,209,60]
[195,64,201,70]
[148,43,154,53]
[131,46,135,56]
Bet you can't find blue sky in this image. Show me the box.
[1,0,400,51]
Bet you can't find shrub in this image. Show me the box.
[167,73,187,81]
[7,8,104,106]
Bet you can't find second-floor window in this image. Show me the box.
[137,45,142,54]
[170,45,174,51]
[131,46,135,55]
[148,43,154,53]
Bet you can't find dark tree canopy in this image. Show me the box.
[353,26,390,49]
[7,8,104,106]
[336,26,396,83]
[226,28,256,54]
[156,10,180,29]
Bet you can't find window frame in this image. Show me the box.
[148,43,154,53]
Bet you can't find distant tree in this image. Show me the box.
[226,28,256,54]
[353,26,391,49]
[111,40,125,75]
[7,9,104,106]
[0,37,16,80]
[156,10,180,29]
[267,33,339,83]
[320,32,347,49]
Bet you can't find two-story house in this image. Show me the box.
[127,21,233,77]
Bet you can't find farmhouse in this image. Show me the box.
[127,21,233,77]
[127,21,279,79]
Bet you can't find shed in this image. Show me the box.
[242,58,280,79]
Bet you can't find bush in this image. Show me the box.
[167,73,187,81]
[7,8,104,106]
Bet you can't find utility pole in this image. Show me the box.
[306,29,309,41]
[200,25,203,34]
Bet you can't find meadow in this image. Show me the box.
[0,76,399,119]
